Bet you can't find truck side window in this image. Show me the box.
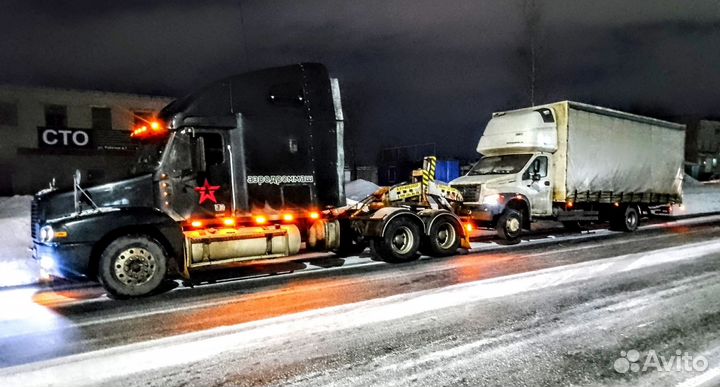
[197,132,224,166]
[522,156,548,180]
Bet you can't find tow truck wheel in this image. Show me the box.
[371,217,421,263]
[496,209,522,245]
[98,235,167,298]
[423,217,461,257]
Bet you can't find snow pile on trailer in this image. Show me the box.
[0,196,39,287]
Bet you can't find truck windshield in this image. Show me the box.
[468,154,532,175]
[129,137,169,176]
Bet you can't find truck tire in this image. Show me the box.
[496,209,522,244]
[370,217,421,263]
[423,217,461,257]
[98,235,167,298]
[609,205,640,232]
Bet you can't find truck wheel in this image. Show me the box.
[371,217,421,263]
[496,209,522,244]
[610,205,640,232]
[98,235,167,298]
[423,217,461,257]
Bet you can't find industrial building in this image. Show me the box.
[0,86,173,194]
[685,119,720,180]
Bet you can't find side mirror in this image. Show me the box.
[194,136,207,173]
[532,173,541,181]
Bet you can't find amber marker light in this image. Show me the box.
[309,211,320,220]
[254,215,267,225]
[223,218,236,226]
[282,213,294,222]
[465,223,474,233]
[191,220,203,228]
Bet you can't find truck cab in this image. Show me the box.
[450,107,558,242]
[31,63,345,297]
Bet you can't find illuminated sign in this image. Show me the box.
[38,127,93,149]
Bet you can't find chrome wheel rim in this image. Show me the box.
[627,211,638,228]
[114,247,156,286]
[507,217,521,233]
[391,226,414,254]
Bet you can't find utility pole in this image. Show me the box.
[524,0,539,106]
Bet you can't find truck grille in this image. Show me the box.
[455,185,479,202]
[30,199,39,241]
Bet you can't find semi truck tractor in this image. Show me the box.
[31,63,347,297]
[30,63,469,297]
[450,101,685,243]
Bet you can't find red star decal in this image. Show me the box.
[195,179,220,204]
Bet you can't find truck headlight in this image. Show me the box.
[40,225,55,243]
[482,194,501,206]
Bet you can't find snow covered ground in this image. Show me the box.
[0,179,718,288]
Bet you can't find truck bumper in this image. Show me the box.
[457,204,503,225]
[32,242,93,279]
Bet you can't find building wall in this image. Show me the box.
[0,86,173,194]
[685,120,720,180]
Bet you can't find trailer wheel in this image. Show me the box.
[610,205,640,232]
[496,209,522,244]
[98,235,167,298]
[423,217,461,257]
[371,217,421,263]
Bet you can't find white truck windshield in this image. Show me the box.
[468,154,532,175]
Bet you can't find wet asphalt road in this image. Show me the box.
[2,216,720,386]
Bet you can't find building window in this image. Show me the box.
[0,101,18,126]
[91,107,112,130]
[45,104,67,128]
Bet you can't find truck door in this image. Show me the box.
[522,155,552,216]
[163,129,233,220]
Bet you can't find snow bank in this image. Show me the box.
[670,181,720,216]
[0,196,39,287]
[345,179,379,204]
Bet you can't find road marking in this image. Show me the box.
[2,239,720,387]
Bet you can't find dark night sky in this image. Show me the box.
[1,0,719,163]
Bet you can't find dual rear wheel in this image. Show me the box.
[370,216,461,263]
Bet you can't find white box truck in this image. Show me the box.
[450,101,685,243]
